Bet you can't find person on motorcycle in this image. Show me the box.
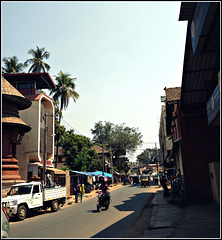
[99,177,110,201]
[99,178,108,192]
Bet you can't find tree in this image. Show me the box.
[24,46,51,73]
[2,56,27,74]
[62,130,101,171]
[91,121,143,172]
[136,148,160,166]
[50,71,79,167]
[54,100,65,146]
[50,71,79,122]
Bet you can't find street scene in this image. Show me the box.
[8,181,157,238]
[1,1,221,239]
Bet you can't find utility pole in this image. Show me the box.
[102,142,104,176]
[155,142,160,186]
[43,113,47,195]
[110,147,114,184]
[43,113,54,188]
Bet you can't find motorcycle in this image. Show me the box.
[97,191,110,212]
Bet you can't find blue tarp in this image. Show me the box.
[70,170,113,179]
[70,170,90,176]
[85,171,113,179]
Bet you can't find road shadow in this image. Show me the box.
[91,191,154,238]
[9,209,51,222]
[87,209,108,213]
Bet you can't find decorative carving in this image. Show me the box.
[11,128,24,145]
[11,127,19,143]
[17,133,25,145]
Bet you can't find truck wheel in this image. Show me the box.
[51,200,59,212]
[17,205,27,221]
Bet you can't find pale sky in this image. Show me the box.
[1,1,188,161]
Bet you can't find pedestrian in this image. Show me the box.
[148,174,151,186]
[46,171,53,188]
[161,176,170,198]
[79,181,85,203]
[73,182,80,203]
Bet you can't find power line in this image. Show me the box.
[61,119,82,135]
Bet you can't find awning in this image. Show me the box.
[46,167,66,175]
[70,170,90,176]
[88,171,113,178]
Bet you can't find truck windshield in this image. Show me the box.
[8,185,32,196]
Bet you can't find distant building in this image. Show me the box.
[92,145,111,173]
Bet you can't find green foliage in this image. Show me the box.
[2,56,26,74]
[50,70,79,115]
[60,166,71,171]
[62,130,101,171]
[53,100,65,145]
[91,121,143,172]
[136,148,159,166]
[50,72,79,167]
[24,46,51,73]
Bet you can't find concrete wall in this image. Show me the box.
[180,112,220,201]
[17,101,39,180]
[16,95,54,181]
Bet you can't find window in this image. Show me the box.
[33,185,39,194]
[17,82,34,90]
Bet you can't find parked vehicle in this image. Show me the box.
[84,182,94,193]
[171,176,184,198]
[123,177,131,185]
[96,191,110,212]
[2,182,66,221]
[141,175,150,187]
[2,208,10,238]
[131,175,140,184]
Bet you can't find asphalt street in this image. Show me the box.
[9,183,157,238]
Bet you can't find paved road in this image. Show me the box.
[10,183,157,238]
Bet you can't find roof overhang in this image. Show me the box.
[179,2,220,115]
[4,73,56,90]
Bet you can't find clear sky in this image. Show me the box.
[1,1,188,161]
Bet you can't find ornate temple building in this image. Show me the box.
[2,76,32,196]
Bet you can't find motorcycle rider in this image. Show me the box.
[99,177,110,201]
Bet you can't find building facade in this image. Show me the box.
[178,2,220,203]
[2,76,32,196]
[3,73,66,184]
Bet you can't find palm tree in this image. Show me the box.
[2,56,27,74]
[24,46,51,73]
[50,70,79,167]
[50,70,79,122]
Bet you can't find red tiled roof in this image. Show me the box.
[165,87,181,102]
[92,145,109,154]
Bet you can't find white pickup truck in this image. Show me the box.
[2,181,66,221]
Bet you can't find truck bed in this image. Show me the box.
[44,187,66,201]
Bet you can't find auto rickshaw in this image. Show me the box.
[141,175,150,187]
